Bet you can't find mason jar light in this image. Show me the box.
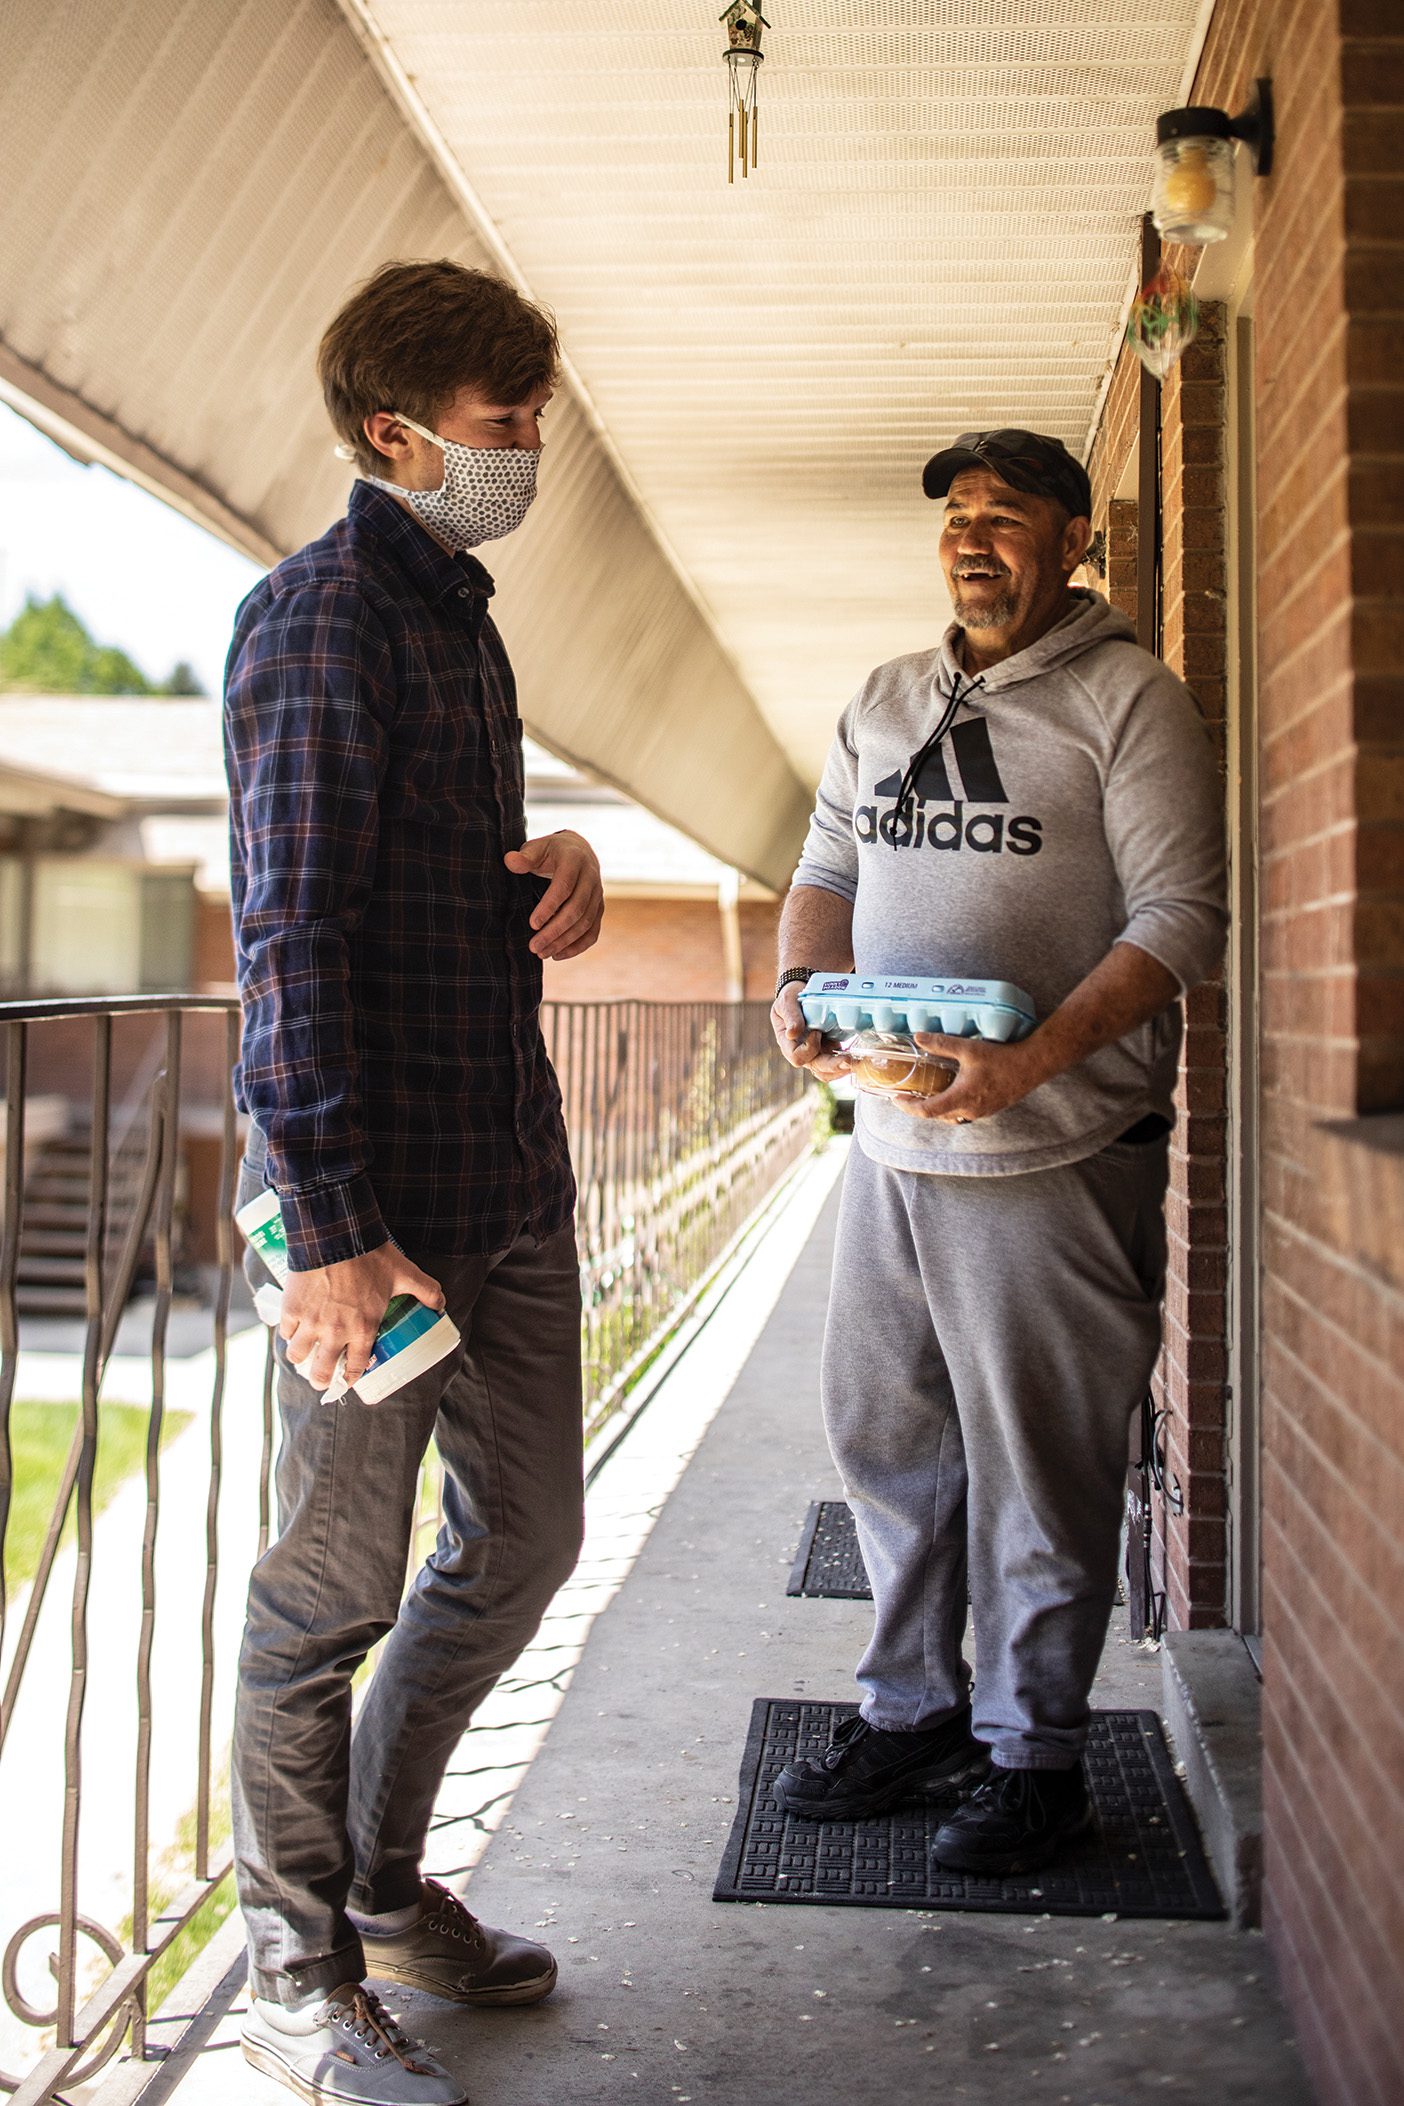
[1151,79,1274,247]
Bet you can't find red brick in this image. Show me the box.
[1351,457,1404,525]
[1356,753,1404,823]
[1345,247,1404,316]
[1260,1677,1404,2020]
[1351,529,1404,598]
[1353,597,1404,672]
[1259,487,1352,623]
[1356,898,1404,966]
[1347,315,1404,385]
[1355,672,1404,742]
[1087,7,1404,2090]
[1343,174,1404,239]
[1340,39,1404,106]
[540,896,782,1005]
[1341,0,1404,33]
[1342,106,1404,175]
[1347,387,1404,456]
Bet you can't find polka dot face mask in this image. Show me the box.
[367,410,540,551]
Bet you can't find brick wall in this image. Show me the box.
[1343,8,1404,1115]
[1160,306,1233,1629]
[1089,311,1233,1632]
[1088,3,1404,2099]
[1249,5,1404,2100]
[199,881,782,1009]
[1105,497,1139,627]
[541,896,782,1005]
[194,890,236,990]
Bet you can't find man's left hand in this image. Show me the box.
[505,831,604,960]
[892,1032,1044,1124]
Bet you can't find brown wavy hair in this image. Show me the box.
[318,259,560,475]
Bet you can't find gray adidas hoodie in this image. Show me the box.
[793,590,1227,1175]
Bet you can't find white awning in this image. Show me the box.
[0,0,1207,880]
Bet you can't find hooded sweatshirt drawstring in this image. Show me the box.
[885,671,986,847]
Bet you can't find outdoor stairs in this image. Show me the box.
[15,1124,145,1319]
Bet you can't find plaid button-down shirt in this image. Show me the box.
[224,479,574,1270]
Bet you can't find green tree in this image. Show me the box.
[160,659,206,696]
[87,642,155,693]
[0,592,153,694]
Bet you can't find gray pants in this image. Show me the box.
[232,1152,585,2008]
[823,1134,1168,1769]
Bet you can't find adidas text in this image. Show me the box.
[855,801,1044,855]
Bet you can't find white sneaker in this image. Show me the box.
[241,1982,467,2105]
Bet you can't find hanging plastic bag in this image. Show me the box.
[1127,262,1200,381]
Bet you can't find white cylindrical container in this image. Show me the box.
[320,1297,461,1406]
[235,1187,460,1404]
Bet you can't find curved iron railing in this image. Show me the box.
[0,994,810,2103]
[0,997,244,2106]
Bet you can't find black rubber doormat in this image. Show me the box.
[714,1700,1224,1920]
[787,1501,871,1598]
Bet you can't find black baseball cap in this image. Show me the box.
[922,428,1092,521]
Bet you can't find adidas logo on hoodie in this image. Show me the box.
[855,716,1043,855]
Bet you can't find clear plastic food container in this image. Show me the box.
[841,1029,960,1099]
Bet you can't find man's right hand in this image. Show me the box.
[279,1242,446,1395]
[770,984,855,1080]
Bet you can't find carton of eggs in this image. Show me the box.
[797,972,1037,1044]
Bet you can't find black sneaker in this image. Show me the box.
[931,1760,1092,1875]
[773,1709,990,1820]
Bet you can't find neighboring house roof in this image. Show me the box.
[125,730,774,900]
[0,751,123,820]
[0,695,226,810]
[140,815,231,895]
[143,795,773,904]
[0,702,774,899]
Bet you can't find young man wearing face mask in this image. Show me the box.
[224,260,602,2106]
[769,431,1226,1877]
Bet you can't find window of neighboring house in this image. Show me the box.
[138,868,196,991]
[32,859,194,995]
[0,856,25,988]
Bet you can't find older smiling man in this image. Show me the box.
[768,429,1226,1875]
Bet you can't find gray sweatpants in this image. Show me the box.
[232,1146,585,2009]
[823,1134,1168,1769]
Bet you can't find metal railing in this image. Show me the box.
[0,997,246,2106]
[543,1000,811,1434]
[0,994,810,2102]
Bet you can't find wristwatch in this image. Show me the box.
[775,966,814,1001]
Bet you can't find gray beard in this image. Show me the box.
[952,581,1018,630]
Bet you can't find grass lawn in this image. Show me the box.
[4,1399,193,1595]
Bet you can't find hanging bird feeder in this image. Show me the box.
[721,1,768,182]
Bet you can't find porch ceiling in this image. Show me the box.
[0,0,1206,884]
[0,0,809,891]
[340,0,1209,778]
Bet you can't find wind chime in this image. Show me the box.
[721,1,768,182]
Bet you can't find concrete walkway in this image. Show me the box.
[113,1148,1313,2106]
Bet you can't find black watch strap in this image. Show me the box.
[775,966,814,1000]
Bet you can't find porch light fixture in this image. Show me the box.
[722,1,768,182]
[1151,78,1274,245]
